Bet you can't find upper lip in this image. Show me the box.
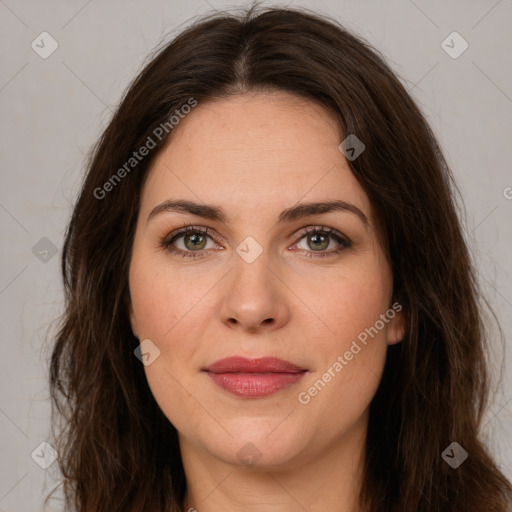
[203,356,306,373]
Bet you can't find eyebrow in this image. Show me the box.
[147,199,369,227]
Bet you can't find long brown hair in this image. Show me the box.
[47,4,512,511]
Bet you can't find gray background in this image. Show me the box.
[0,0,511,510]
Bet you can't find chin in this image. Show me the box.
[184,420,308,470]
[213,435,305,470]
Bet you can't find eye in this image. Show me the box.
[292,226,352,258]
[161,225,220,258]
[160,224,352,259]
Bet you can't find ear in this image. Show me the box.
[128,300,139,339]
[386,302,406,346]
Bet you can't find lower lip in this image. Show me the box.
[206,372,306,398]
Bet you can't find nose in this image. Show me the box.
[219,248,291,333]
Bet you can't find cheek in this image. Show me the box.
[129,261,207,434]
[129,255,212,343]
[299,257,392,347]
[295,259,392,411]
[128,255,217,418]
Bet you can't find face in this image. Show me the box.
[128,91,405,470]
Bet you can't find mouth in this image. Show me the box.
[202,356,308,398]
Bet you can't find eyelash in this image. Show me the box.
[160,223,352,259]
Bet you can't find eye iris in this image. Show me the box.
[184,232,206,250]
[308,233,329,251]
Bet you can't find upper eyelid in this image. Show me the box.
[166,225,349,247]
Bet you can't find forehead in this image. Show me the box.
[140,91,372,225]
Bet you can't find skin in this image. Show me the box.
[128,91,405,512]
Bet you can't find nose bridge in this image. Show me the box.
[220,236,289,331]
[230,237,275,301]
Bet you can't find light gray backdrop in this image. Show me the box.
[0,0,511,510]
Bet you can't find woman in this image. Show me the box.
[48,5,512,511]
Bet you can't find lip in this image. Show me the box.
[204,356,305,373]
[203,356,307,398]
